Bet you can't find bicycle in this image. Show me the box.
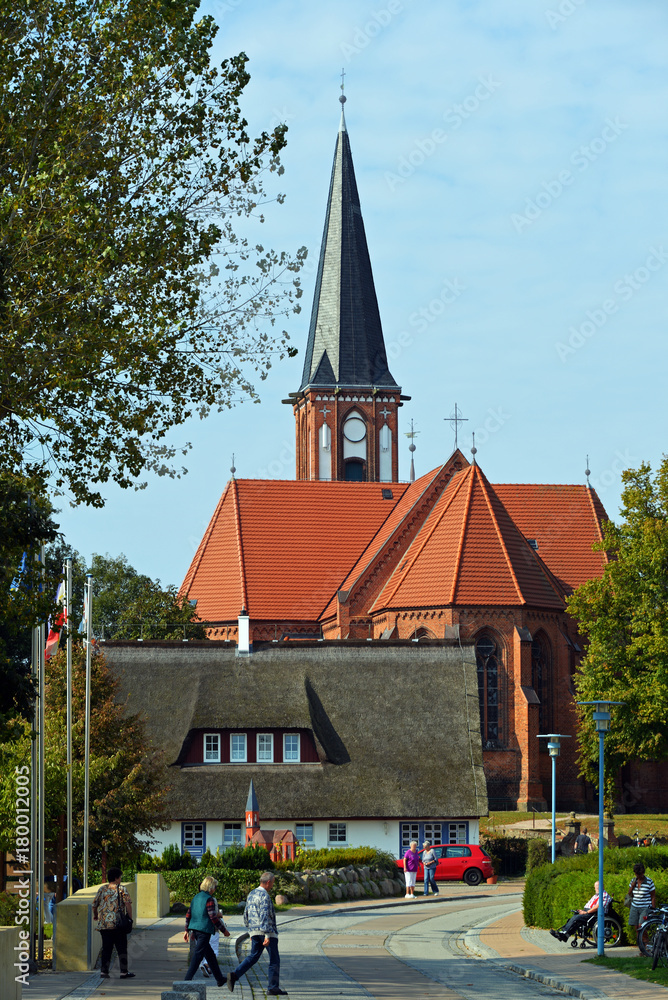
[638,906,668,957]
[652,910,668,970]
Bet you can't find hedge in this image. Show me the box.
[274,846,398,873]
[163,869,261,905]
[481,836,528,876]
[523,846,668,943]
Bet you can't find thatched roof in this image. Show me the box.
[104,639,487,821]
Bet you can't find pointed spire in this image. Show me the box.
[245,778,259,813]
[299,96,397,391]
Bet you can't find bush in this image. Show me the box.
[527,838,550,873]
[216,843,273,871]
[523,845,668,944]
[274,845,395,872]
[164,868,263,905]
[0,892,19,927]
[482,835,528,876]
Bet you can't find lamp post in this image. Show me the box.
[577,700,625,957]
[537,733,570,863]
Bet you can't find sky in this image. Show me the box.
[56,0,668,588]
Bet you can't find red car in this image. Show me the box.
[397,844,494,886]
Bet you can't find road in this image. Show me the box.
[274,892,569,999]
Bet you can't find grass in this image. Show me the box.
[586,954,668,986]
[481,811,668,841]
[480,811,570,834]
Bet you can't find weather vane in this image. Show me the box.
[446,403,469,451]
[405,420,419,483]
[585,455,591,488]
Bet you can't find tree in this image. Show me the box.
[0,643,169,867]
[568,459,668,804]
[44,548,206,639]
[0,2,305,505]
[0,472,60,738]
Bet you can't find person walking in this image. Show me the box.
[574,827,592,854]
[422,841,439,896]
[92,867,135,980]
[403,841,420,899]
[227,872,287,996]
[183,876,230,987]
[628,861,656,954]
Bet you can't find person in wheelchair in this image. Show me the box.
[550,881,611,942]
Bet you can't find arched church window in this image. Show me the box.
[412,626,435,639]
[532,633,551,733]
[476,633,500,749]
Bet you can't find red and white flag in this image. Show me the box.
[45,581,67,660]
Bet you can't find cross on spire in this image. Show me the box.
[446,403,468,451]
[340,67,346,99]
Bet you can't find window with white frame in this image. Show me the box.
[230,733,247,762]
[296,823,314,844]
[424,823,442,844]
[283,733,300,762]
[447,822,468,844]
[223,823,242,844]
[257,733,274,762]
[328,822,347,843]
[182,822,205,856]
[401,823,420,852]
[204,733,220,762]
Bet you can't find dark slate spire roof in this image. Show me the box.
[299,104,398,391]
[246,778,259,812]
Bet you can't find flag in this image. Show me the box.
[10,553,27,593]
[79,585,89,635]
[45,581,67,660]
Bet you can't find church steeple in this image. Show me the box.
[286,95,408,483]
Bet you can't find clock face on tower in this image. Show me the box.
[343,417,366,442]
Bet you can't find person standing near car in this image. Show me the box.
[422,841,439,896]
[403,841,420,899]
[628,861,656,954]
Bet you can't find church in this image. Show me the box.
[106,95,612,860]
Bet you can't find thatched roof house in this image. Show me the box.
[104,638,487,856]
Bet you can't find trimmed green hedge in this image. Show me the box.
[524,846,668,943]
[274,846,398,872]
[164,868,261,905]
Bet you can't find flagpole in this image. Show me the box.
[37,545,46,962]
[83,574,92,888]
[65,558,73,897]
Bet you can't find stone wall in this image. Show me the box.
[274,864,404,903]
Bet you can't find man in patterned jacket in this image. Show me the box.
[227,872,287,996]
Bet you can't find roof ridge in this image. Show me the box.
[585,485,606,548]
[450,465,477,604]
[231,478,249,613]
[180,480,232,596]
[477,469,525,604]
[321,465,445,617]
[380,465,471,610]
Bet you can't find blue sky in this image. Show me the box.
[56,0,668,587]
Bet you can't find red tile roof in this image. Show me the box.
[494,483,608,594]
[370,464,566,612]
[181,479,409,622]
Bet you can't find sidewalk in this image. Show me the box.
[465,905,667,1000]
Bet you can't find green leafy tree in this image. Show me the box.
[44,548,206,639]
[569,459,668,804]
[0,643,169,867]
[0,472,59,737]
[0,1,304,505]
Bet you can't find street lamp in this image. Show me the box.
[537,733,570,863]
[577,700,625,957]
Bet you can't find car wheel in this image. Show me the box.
[463,867,483,886]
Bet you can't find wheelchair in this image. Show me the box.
[567,901,623,949]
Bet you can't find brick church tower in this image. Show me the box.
[284,95,409,482]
